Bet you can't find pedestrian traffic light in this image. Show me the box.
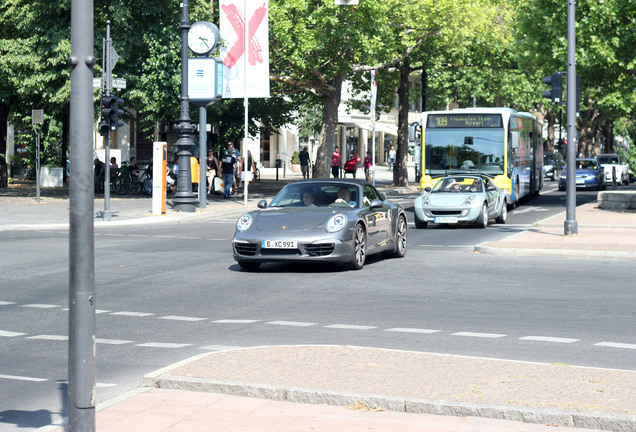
[110,96,125,130]
[541,72,563,104]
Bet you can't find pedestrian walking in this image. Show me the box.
[331,146,341,178]
[299,147,310,178]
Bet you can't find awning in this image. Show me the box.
[338,121,398,136]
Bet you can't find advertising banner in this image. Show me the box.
[220,0,270,98]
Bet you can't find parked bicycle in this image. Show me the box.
[112,164,152,195]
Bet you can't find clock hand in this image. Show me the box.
[199,36,211,48]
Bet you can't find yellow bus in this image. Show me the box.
[418,108,543,206]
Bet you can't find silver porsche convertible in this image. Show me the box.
[232,179,407,270]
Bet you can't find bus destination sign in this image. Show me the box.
[427,114,503,129]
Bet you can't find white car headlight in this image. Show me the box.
[421,195,430,206]
[326,213,347,233]
[236,213,253,232]
[462,195,474,207]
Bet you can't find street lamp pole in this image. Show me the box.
[564,0,578,235]
[172,0,198,212]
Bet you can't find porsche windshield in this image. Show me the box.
[269,183,360,208]
[424,128,505,176]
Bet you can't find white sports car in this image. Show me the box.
[413,174,507,229]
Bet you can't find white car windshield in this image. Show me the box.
[432,177,483,193]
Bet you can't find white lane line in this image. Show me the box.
[153,235,176,238]
[451,332,507,339]
[57,380,117,387]
[0,301,16,306]
[595,342,636,350]
[199,345,243,351]
[324,324,377,330]
[128,234,150,237]
[27,335,68,341]
[110,311,155,317]
[266,321,316,327]
[61,308,112,313]
[135,342,193,348]
[103,234,126,237]
[179,236,200,240]
[212,319,259,324]
[0,374,48,382]
[159,315,207,322]
[519,336,579,343]
[96,338,133,345]
[384,328,441,334]
[19,304,60,309]
[0,330,27,337]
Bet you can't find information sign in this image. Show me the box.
[427,114,503,129]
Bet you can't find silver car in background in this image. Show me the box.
[413,174,507,229]
[232,179,408,270]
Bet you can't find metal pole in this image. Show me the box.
[68,0,96,429]
[103,22,112,221]
[564,0,578,235]
[243,0,249,206]
[199,106,207,208]
[172,0,198,212]
[35,127,40,203]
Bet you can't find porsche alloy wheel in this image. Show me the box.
[350,224,367,270]
[392,215,407,258]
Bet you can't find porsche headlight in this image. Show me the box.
[236,213,253,232]
[326,213,347,233]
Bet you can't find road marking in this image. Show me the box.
[384,328,441,334]
[57,380,117,387]
[96,338,133,345]
[27,335,68,341]
[103,233,126,237]
[111,311,155,317]
[96,310,112,314]
[199,345,243,351]
[519,336,579,343]
[0,330,27,337]
[159,315,207,322]
[212,319,259,324]
[595,342,636,350]
[135,342,193,348]
[0,374,47,382]
[512,206,550,214]
[0,301,16,306]
[153,235,176,238]
[451,332,507,338]
[324,324,377,330]
[128,234,150,237]
[179,236,200,240]
[266,321,316,327]
[19,304,59,309]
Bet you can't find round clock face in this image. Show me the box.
[188,21,220,56]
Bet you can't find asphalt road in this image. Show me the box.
[0,184,634,431]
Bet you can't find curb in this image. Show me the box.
[142,374,636,432]
[474,245,636,260]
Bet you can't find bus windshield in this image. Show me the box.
[424,128,505,176]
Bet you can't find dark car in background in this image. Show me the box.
[558,158,605,191]
[543,151,565,180]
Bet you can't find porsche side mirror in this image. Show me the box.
[369,199,384,209]
[257,200,267,208]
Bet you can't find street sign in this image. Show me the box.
[93,78,102,88]
[113,78,127,89]
[32,109,44,125]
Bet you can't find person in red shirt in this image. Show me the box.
[364,151,373,182]
[331,146,341,178]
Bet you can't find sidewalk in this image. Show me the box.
[3,169,635,432]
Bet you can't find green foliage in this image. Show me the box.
[291,151,300,164]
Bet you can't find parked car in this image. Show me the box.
[232,179,407,270]
[413,174,507,229]
[558,158,605,191]
[543,151,565,180]
[596,153,630,185]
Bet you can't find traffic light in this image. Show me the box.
[541,72,563,104]
[99,95,125,134]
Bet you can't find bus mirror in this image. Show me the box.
[464,136,473,145]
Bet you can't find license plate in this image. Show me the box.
[575,179,585,185]
[261,240,297,249]
[434,216,458,223]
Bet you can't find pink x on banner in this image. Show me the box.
[220,0,270,98]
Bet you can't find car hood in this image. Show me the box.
[254,207,342,231]
[427,193,473,206]
[563,169,600,176]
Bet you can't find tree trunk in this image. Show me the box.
[314,73,345,178]
[394,62,410,187]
